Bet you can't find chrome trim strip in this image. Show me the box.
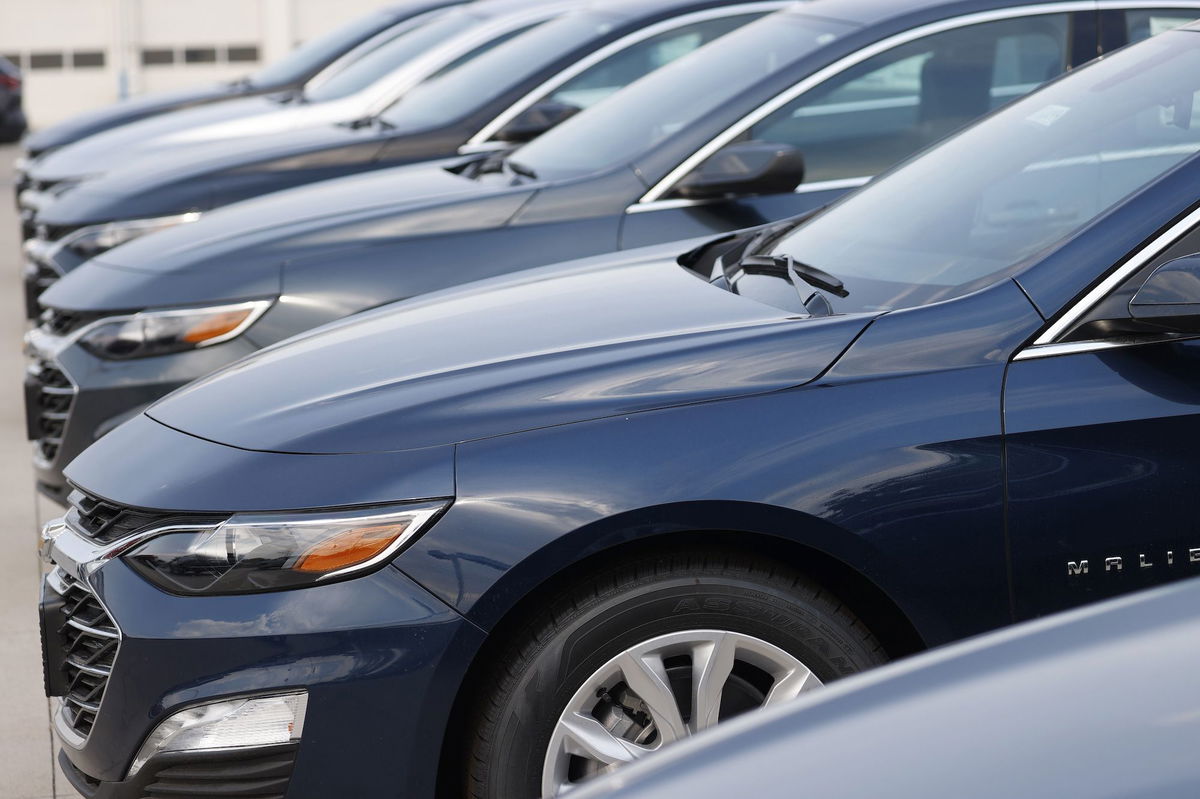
[303,7,453,92]
[1015,335,1200,360]
[361,0,585,118]
[1029,205,1200,346]
[65,617,119,640]
[65,658,113,678]
[467,2,792,145]
[638,2,1118,204]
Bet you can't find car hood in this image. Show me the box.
[34,122,388,224]
[27,96,292,182]
[39,159,527,310]
[22,83,239,155]
[148,247,874,454]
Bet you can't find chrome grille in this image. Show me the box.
[51,568,119,738]
[26,358,75,464]
[66,489,226,545]
[39,307,101,337]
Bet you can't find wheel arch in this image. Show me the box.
[433,502,927,797]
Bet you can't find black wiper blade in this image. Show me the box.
[738,254,848,298]
[720,253,847,317]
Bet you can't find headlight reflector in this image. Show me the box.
[124,502,447,594]
[77,300,271,360]
[128,692,307,777]
[62,212,201,258]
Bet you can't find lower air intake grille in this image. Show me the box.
[59,745,299,799]
[141,747,298,799]
[53,569,119,739]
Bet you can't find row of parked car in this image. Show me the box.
[17,1,1200,797]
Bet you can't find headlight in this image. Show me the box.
[123,501,448,594]
[60,212,201,258]
[77,300,271,360]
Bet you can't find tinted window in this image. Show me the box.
[252,8,401,87]
[305,9,478,102]
[769,31,1200,314]
[749,14,1069,185]
[514,11,854,180]
[379,11,626,129]
[545,13,763,112]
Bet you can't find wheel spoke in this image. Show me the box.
[690,632,737,733]
[616,651,689,744]
[763,665,821,707]
[560,712,652,766]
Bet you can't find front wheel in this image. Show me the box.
[463,550,887,798]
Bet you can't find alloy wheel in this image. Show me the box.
[541,629,821,795]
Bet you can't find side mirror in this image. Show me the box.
[493,100,581,144]
[1129,254,1200,333]
[673,141,805,201]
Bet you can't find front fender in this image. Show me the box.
[397,360,1013,649]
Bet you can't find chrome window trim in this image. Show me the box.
[1015,204,1200,361]
[303,7,456,93]
[360,0,584,117]
[466,1,793,146]
[625,175,870,214]
[1013,335,1200,360]
[637,1,1115,205]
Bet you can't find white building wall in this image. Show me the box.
[0,0,394,129]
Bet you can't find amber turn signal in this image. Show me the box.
[294,522,413,573]
[182,308,257,343]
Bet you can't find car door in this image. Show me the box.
[621,8,1091,249]
[1004,76,1200,618]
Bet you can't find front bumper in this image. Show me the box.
[41,539,481,798]
[24,325,260,503]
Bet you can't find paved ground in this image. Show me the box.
[0,143,73,798]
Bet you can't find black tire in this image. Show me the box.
[464,549,888,799]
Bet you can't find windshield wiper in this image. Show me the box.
[342,115,392,131]
[505,159,537,181]
[737,255,848,297]
[722,254,848,317]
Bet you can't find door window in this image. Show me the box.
[748,14,1070,184]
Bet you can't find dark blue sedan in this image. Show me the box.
[39,15,1200,799]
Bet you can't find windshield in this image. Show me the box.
[379,10,625,129]
[513,10,854,181]
[306,8,479,102]
[251,8,402,87]
[769,30,1200,314]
